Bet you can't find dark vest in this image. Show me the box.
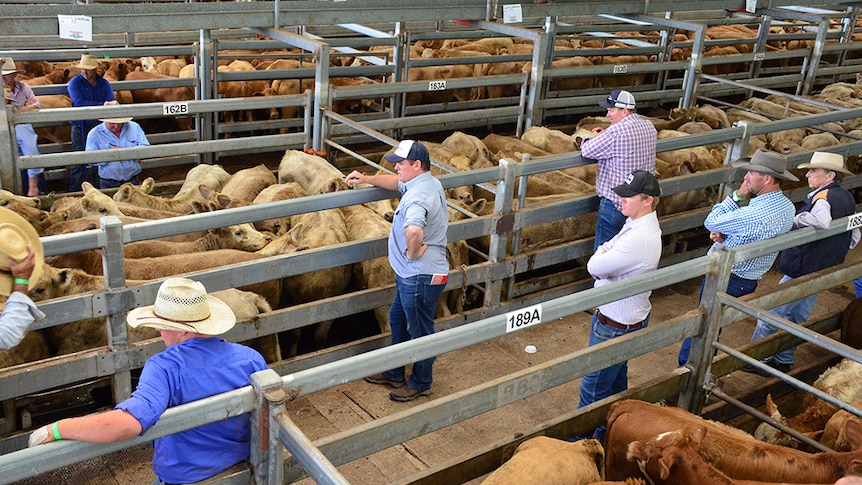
[778,182,856,278]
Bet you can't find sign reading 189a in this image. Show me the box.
[163,102,189,116]
[505,303,542,333]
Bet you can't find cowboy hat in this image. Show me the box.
[99,116,133,124]
[797,151,853,175]
[0,58,25,76]
[72,54,103,70]
[731,149,799,182]
[127,278,236,335]
[0,207,44,296]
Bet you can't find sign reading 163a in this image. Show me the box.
[505,303,542,333]
[427,80,446,91]
[163,102,189,116]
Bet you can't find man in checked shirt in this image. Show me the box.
[580,89,657,251]
[677,149,797,367]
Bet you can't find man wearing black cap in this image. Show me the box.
[677,149,796,367]
[344,140,449,402]
[580,89,657,251]
[577,170,662,442]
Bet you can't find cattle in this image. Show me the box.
[251,182,307,235]
[5,201,64,236]
[441,131,497,169]
[799,132,841,152]
[404,64,476,105]
[278,150,348,195]
[122,223,271,258]
[605,399,862,482]
[340,203,394,334]
[50,182,122,220]
[20,66,70,87]
[483,133,552,160]
[218,164,277,204]
[480,436,604,485]
[124,68,194,131]
[841,298,862,350]
[113,178,208,214]
[754,358,862,449]
[0,189,39,209]
[174,164,232,199]
[521,126,576,154]
[591,52,655,88]
[821,398,862,452]
[474,61,526,100]
[767,128,806,155]
[672,104,730,130]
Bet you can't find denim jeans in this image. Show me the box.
[69,123,97,192]
[678,274,758,367]
[594,197,627,251]
[100,175,140,189]
[577,312,648,443]
[751,275,816,366]
[382,274,446,392]
[855,278,862,298]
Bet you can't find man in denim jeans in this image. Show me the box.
[577,170,662,443]
[345,140,449,402]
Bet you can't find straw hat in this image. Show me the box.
[73,54,102,70]
[99,115,133,124]
[127,278,236,335]
[0,58,25,76]
[730,149,799,182]
[0,207,44,296]
[797,151,852,175]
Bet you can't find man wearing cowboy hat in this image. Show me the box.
[28,277,268,485]
[67,53,115,192]
[580,89,657,250]
[743,152,859,376]
[86,111,149,188]
[678,149,797,367]
[0,206,45,349]
[2,57,46,197]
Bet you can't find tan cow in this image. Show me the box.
[174,164,232,199]
[521,126,576,154]
[123,223,271,258]
[0,189,40,209]
[219,164,277,204]
[278,150,347,195]
[481,436,604,485]
[113,178,208,214]
[251,182,308,235]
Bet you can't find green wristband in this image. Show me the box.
[51,421,62,441]
[13,278,28,286]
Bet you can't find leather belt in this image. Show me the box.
[596,310,644,331]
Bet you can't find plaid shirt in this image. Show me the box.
[580,113,657,210]
[704,190,795,280]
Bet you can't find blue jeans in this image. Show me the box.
[382,274,446,392]
[69,123,97,192]
[751,275,816,366]
[100,175,140,189]
[678,274,758,367]
[854,278,862,297]
[577,312,648,442]
[594,197,627,251]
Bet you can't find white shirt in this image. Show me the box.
[588,210,662,324]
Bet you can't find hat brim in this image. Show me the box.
[731,159,800,182]
[1,69,25,75]
[0,209,44,297]
[99,117,133,124]
[612,185,640,197]
[73,61,103,70]
[127,295,236,335]
[797,162,853,175]
[383,152,408,163]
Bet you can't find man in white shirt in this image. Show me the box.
[576,170,662,443]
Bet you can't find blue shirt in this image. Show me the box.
[0,291,44,350]
[85,121,149,181]
[116,338,268,484]
[67,73,114,127]
[388,171,449,278]
[704,190,795,280]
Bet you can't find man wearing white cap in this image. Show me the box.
[67,53,115,191]
[344,140,449,402]
[0,206,45,349]
[28,277,268,485]
[743,152,859,376]
[580,89,657,251]
[2,57,46,196]
[85,112,149,188]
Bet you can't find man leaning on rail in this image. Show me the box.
[29,277,268,485]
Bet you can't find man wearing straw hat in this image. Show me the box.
[2,57,46,196]
[28,277,268,485]
[0,206,45,349]
[743,152,859,376]
[67,53,115,192]
[86,111,149,188]
[678,149,797,367]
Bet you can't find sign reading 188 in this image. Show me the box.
[505,303,542,333]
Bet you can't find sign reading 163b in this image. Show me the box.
[163,102,189,116]
[505,303,542,333]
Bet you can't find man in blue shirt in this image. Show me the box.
[67,54,115,192]
[678,149,797,367]
[345,140,449,402]
[28,277,268,485]
[86,114,150,189]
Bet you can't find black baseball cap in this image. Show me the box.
[613,170,662,197]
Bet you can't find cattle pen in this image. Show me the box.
[2,0,862,484]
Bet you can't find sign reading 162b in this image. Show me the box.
[163,102,189,116]
[428,80,446,91]
[505,303,542,333]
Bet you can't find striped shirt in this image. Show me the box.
[704,190,795,280]
[588,211,662,324]
[580,113,657,210]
